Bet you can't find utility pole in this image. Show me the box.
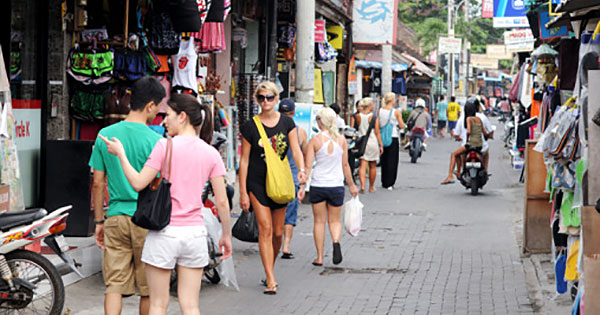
[463,0,470,96]
[382,44,392,94]
[295,0,315,103]
[266,0,278,81]
[447,0,454,100]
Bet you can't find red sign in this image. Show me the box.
[315,20,326,43]
[482,0,493,18]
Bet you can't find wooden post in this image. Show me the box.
[584,70,600,315]
[523,140,552,253]
[123,0,129,47]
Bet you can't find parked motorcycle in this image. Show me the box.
[409,127,425,163]
[459,149,488,195]
[0,205,82,314]
[343,127,360,183]
[503,118,515,148]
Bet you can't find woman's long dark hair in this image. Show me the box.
[167,93,213,144]
[464,98,479,128]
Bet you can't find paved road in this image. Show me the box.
[65,127,537,314]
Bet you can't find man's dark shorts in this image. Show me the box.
[438,120,447,130]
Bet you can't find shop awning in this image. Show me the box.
[554,0,600,13]
[355,60,408,72]
[401,53,436,78]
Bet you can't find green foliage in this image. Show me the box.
[402,110,412,124]
[416,18,448,56]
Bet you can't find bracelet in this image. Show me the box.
[95,219,105,225]
[300,168,306,173]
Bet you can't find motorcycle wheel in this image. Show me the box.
[204,268,221,284]
[470,178,479,196]
[0,250,65,315]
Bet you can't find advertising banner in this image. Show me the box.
[348,55,357,95]
[326,25,344,50]
[352,0,397,44]
[482,0,494,18]
[438,36,462,54]
[486,44,513,59]
[493,0,529,28]
[538,11,568,39]
[504,29,535,52]
[471,54,499,69]
[315,20,326,43]
[293,103,323,139]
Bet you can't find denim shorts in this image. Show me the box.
[309,186,345,207]
[285,185,300,226]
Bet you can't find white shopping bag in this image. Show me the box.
[344,196,363,237]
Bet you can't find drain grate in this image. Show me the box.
[320,267,407,276]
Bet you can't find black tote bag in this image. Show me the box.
[133,138,173,230]
[232,210,259,243]
[351,113,377,157]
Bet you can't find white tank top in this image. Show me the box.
[310,133,345,187]
[171,38,198,94]
[379,108,399,138]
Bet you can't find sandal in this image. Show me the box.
[264,285,277,295]
[332,242,342,265]
[440,179,455,185]
[281,252,295,259]
[312,260,323,266]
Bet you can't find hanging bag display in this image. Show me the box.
[253,116,295,204]
[380,109,394,147]
[133,138,173,231]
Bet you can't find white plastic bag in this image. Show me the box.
[201,207,239,291]
[344,196,363,237]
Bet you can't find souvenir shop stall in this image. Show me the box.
[65,0,231,141]
[523,4,600,311]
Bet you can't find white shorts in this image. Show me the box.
[142,225,209,269]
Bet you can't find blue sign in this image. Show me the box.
[538,11,568,39]
[493,0,529,28]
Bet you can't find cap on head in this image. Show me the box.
[415,98,426,108]
[278,98,295,113]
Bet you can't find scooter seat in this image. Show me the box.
[0,208,47,232]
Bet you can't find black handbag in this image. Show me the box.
[132,138,173,230]
[232,210,259,243]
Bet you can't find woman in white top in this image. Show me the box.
[355,98,383,193]
[300,108,358,266]
[379,92,406,190]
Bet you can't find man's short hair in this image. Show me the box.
[329,103,341,115]
[130,76,166,111]
[450,96,456,102]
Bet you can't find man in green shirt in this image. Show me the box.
[435,95,448,138]
[89,76,165,315]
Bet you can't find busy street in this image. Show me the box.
[62,132,565,314]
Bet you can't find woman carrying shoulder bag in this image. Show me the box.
[238,81,306,295]
[379,92,406,190]
[100,93,232,314]
[356,97,384,193]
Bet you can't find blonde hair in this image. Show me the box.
[316,107,339,139]
[383,92,396,106]
[358,97,373,109]
[254,81,279,101]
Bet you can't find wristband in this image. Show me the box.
[95,219,105,225]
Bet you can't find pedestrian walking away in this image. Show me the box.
[100,93,233,314]
[356,97,383,193]
[300,107,359,266]
[89,76,166,315]
[379,92,405,190]
[447,96,461,137]
[436,95,448,138]
[238,81,306,295]
[278,98,308,260]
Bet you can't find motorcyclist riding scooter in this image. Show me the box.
[405,98,431,163]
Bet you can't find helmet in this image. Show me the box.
[415,98,426,108]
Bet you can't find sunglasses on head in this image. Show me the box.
[257,94,276,102]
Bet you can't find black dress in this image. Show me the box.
[241,114,296,210]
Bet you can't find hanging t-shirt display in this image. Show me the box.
[171,38,198,94]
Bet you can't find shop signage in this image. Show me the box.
[0,185,8,213]
[470,54,499,69]
[315,20,326,43]
[326,25,344,50]
[293,103,323,139]
[438,37,462,54]
[314,68,325,103]
[348,55,357,95]
[493,0,529,28]
[12,100,41,151]
[482,0,494,18]
[486,44,513,60]
[504,29,535,52]
[538,11,568,39]
[352,0,397,44]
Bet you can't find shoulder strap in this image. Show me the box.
[163,138,173,180]
[253,115,268,141]
[384,108,393,127]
